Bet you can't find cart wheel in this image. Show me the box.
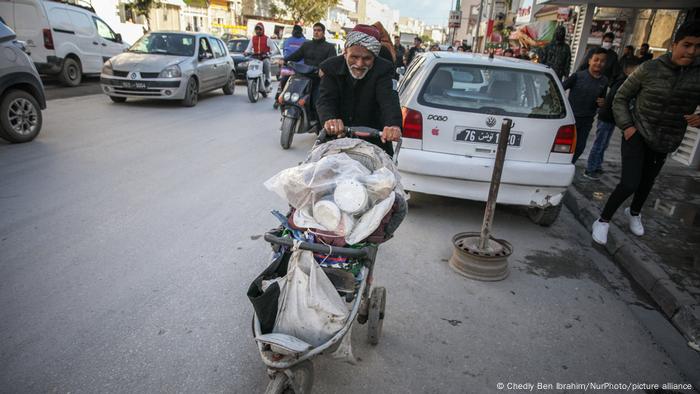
[265,361,314,394]
[367,286,386,346]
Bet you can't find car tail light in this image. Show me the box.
[401,107,422,139]
[552,124,576,153]
[43,29,54,50]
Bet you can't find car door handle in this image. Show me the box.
[101,43,107,47]
[93,41,99,45]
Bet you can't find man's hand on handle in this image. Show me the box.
[381,126,402,143]
[324,119,345,136]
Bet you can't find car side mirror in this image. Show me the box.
[115,33,122,44]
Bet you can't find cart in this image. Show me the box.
[252,127,401,393]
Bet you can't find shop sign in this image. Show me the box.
[449,10,462,28]
[587,20,626,46]
[516,0,534,24]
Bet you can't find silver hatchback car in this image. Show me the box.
[100,31,235,107]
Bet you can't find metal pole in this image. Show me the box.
[478,118,513,251]
[474,0,484,50]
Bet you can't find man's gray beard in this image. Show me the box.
[346,62,369,80]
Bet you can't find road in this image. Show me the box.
[0,87,697,393]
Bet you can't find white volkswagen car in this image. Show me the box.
[397,52,576,226]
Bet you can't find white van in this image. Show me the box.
[0,0,129,86]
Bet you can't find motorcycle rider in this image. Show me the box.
[282,22,336,115]
[317,24,402,156]
[244,22,278,89]
[275,25,307,106]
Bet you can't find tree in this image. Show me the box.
[131,0,161,31]
[270,0,338,24]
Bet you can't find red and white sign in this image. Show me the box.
[516,0,534,24]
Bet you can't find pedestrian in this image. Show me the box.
[638,43,653,63]
[541,25,571,80]
[517,46,529,60]
[429,44,440,52]
[405,37,423,66]
[591,21,700,245]
[578,32,621,82]
[619,45,636,69]
[447,46,454,52]
[502,48,514,57]
[584,58,640,180]
[372,21,396,65]
[457,45,466,52]
[393,35,406,68]
[562,47,609,164]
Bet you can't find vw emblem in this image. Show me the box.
[486,116,497,128]
[130,72,138,80]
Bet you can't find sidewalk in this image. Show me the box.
[565,124,700,349]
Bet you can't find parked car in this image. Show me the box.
[0,0,129,87]
[227,38,282,80]
[396,52,576,226]
[100,31,235,107]
[0,21,46,143]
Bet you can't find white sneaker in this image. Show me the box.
[592,219,610,245]
[625,208,645,236]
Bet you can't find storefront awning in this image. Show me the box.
[536,0,698,8]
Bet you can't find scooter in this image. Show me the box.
[277,62,320,150]
[246,55,271,103]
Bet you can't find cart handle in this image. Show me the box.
[317,126,402,164]
[264,232,369,258]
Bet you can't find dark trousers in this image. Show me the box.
[572,116,594,163]
[600,132,667,221]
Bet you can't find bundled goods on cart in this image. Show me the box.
[248,137,406,350]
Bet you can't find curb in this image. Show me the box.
[563,186,700,351]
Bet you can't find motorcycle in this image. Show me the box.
[277,62,320,150]
[246,54,271,103]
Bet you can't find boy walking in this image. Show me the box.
[584,59,640,179]
[592,21,700,244]
[563,48,609,163]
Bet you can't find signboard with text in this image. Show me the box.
[587,20,626,46]
[516,0,534,24]
[449,10,462,28]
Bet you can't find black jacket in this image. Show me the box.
[317,55,403,155]
[405,46,423,67]
[284,39,337,67]
[394,44,406,67]
[578,47,621,82]
[597,75,626,123]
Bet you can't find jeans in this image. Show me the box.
[262,58,271,85]
[600,132,667,221]
[586,120,616,173]
[572,116,594,163]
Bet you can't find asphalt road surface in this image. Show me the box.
[1,88,697,393]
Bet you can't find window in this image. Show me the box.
[199,37,213,58]
[398,54,427,96]
[67,10,94,36]
[215,39,228,56]
[211,38,224,58]
[418,64,566,119]
[227,39,249,53]
[129,33,195,56]
[93,17,116,41]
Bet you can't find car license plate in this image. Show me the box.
[122,81,147,90]
[455,128,522,147]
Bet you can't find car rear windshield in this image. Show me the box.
[129,33,195,57]
[418,63,566,119]
[227,40,249,53]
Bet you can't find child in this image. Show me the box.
[592,21,700,245]
[584,59,640,180]
[563,48,609,164]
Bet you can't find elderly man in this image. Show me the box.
[316,24,402,156]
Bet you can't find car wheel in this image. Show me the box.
[528,203,563,227]
[181,77,198,107]
[222,72,235,95]
[109,96,127,103]
[0,90,42,143]
[59,57,82,87]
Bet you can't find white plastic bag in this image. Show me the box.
[273,250,350,347]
